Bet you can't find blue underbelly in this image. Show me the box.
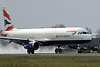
[44,40,91,46]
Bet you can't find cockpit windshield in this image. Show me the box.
[78,32,89,34]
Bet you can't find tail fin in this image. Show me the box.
[3,6,14,31]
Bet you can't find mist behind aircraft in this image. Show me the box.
[0,40,55,54]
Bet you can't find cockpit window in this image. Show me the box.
[78,32,82,34]
[83,32,88,34]
[78,32,89,34]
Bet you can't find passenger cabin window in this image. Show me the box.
[78,32,89,34]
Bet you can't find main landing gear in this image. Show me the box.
[55,46,62,54]
[27,49,34,54]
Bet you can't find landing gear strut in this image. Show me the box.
[77,44,81,54]
[55,46,62,54]
[27,49,34,54]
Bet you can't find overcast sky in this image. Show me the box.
[0,0,100,33]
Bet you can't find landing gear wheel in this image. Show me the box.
[31,49,34,54]
[27,49,34,54]
[27,50,31,54]
[55,47,62,54]
[59,49,62,53]
[55,48,59,54]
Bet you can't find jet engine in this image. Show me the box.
[24,41,39,50]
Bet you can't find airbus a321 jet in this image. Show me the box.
[0,6,92,54]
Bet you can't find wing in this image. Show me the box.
[0,37,46,45]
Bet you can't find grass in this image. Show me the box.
[0,55,100,67]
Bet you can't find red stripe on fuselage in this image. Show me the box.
[3,10,11,21]
[67,30,76,32]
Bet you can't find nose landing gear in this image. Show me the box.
[77,44,81,54]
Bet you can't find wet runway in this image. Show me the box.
[34,53,100,56]
[1,53,100,56]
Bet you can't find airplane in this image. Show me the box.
[0,6,92,54]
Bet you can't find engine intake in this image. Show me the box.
[24,42,39,50]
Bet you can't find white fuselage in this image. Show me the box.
[4,27,92,45]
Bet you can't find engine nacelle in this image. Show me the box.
[24,42,39,50]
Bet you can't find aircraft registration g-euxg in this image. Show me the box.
[0,6,92,54]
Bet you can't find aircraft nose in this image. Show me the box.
[86,34,92,40]
[81,34,92,41]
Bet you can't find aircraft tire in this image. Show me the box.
[31,49,34,54]
[59,49,62,53]
[55,49,59,54]
[55,48,62,54]
[27,50,31,54]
